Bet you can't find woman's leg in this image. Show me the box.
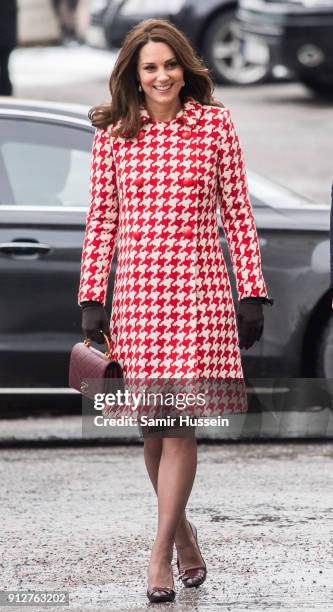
[144,434,205,575]
[143,437,162,494]
[147,436,201,588]
[144,436,192,540]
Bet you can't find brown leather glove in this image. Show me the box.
[237,297,265,349]
[80,300,110,345]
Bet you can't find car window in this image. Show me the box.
[0,117,93,208]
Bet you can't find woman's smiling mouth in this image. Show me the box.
[153,84,173,91]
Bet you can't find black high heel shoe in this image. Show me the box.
[147,564,176,603]
[176,520,207,588]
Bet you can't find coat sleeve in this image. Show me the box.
[217,108,270,301]
[78,127,119,306]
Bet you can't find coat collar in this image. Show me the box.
[139,96,202,128]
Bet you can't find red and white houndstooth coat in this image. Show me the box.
[78,96,269,380]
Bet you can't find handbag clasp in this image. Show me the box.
[83,332,113,359]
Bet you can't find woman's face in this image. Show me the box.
[137,41,185,108]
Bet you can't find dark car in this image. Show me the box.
[0,99,331,407]
[237,0,333,96]
[89,0,271,85]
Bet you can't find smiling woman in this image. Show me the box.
[88,17,225,138]
[77,17,272,605]
[136,45,185,122]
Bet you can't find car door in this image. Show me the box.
[0,110,109,390]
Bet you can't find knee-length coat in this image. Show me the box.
[78,96,270,380]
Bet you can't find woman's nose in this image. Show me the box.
[155,71,169,81]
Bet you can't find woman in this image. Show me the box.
[78,18,272,603]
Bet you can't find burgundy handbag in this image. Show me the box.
[69,332,124,400]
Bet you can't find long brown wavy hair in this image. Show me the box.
[88,18,223,139]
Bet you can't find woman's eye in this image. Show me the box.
[144,62,178,71]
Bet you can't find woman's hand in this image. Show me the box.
[80,301,110,344]
[237,298,264,349]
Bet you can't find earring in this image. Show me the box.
[138,83,142,92]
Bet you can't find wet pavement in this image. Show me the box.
[0,442,332,611]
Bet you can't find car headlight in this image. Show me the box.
[119,0,185,16]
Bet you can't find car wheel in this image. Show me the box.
[201,10,270,85]
[299,74,333,99]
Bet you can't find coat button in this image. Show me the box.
[134,178,144,187]
[183,177,193,187]
[133,231,141,240]
[182,130,192,139]
[183,229,194,239]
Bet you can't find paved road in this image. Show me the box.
[11,45,333,204]
[0,443,332,611]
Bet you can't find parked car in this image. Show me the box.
[0,99,331,408]
[86,0,271,85]
[237,0,333,97]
